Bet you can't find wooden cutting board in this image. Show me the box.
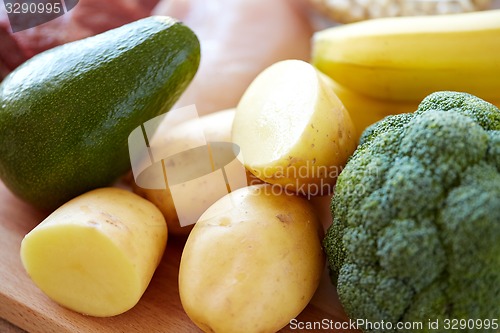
[0,180,358,333]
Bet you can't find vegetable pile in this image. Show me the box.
[1,3,500,333]
[324,91,500,331]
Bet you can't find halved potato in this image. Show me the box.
[232,59,357,197]
[20,188,167,317]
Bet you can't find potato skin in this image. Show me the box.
[132,110,234,236]
[179,184,325,333]
[133,109,259,236]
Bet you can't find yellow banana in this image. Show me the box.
[320,75,416,138]
[318,73,500,140]
[312,9,500,102]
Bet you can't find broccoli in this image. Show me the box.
[323,91,500,333]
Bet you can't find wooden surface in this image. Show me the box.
[0,180,357,333]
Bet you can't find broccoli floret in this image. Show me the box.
[324,91,500,333]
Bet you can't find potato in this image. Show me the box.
[232,59,357,197]
[132,109,259,236]
[20,188,167,317]
[179,184,325,333]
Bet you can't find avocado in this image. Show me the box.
[0,16,200,210]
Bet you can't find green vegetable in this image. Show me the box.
[324,91,500,332]
[0,16,200,210]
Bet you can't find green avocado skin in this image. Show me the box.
[0,16,200,211]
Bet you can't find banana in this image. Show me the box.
[324,78,418,138]
[312,9,500,102]
[318,73,500,140]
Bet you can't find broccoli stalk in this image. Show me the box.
[324,91,500,333]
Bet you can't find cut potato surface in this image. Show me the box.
[20,187,167,317]
[232,60,357,196]
[234,61,318,164]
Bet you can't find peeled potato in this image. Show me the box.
[232,59,357,197]
[20,188,167,317]
[179,184,325,333]
[133,109,257,236]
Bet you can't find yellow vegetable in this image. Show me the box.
[312,9,500,102]
[179,184,325,333]
[20,187,167,317]
[133,109,255,235]
[232,59,357,197]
